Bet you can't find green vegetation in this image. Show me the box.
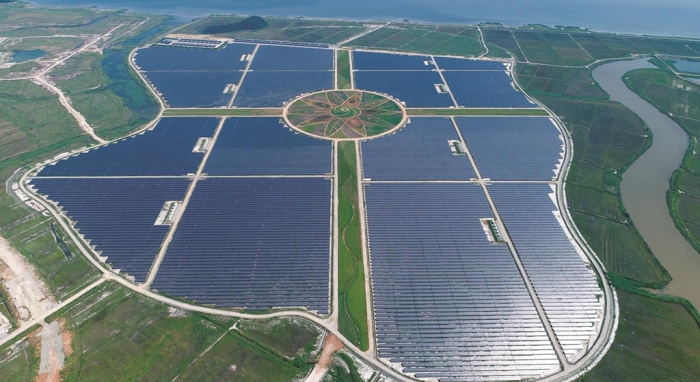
[516,67,668,286]
[163,108,282,117]
[337,141,369,351]
[0,338,38,382]
[52,282,314,382]
[407,107,549,116]
[579,291,700,382]
[53,49,160,141]
[325,352,372,382]
[180,16,367,45]
[337,50,352,89]
[202,15,268,34]
[238,318,322,359]
[623,68,700,255]
[345,25,484,56]
[481,27,700,64]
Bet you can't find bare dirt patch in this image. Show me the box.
[304,333,344,382]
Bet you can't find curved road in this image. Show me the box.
[4,47,629,382]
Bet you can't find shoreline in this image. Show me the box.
[22,0,700,40]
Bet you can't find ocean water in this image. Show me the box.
[31,0,700,38]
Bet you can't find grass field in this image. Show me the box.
[337,141,369,351]
[54,49,160,141]
[179,16,367,45]
[578,291,700,382]
[407,108,549,116]
[238,318,322,359]
[624,68,700,256]
[51,282,314,382]
[517,64,608,99]
[0,338,37,382]
[344,24,484,56]
[337,50,352,89]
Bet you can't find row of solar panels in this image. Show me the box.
[36,116,562,182]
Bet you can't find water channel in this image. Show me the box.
[592,58,700,309]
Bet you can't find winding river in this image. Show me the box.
[593,58,700,309]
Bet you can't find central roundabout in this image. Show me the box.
[283,90,407,140]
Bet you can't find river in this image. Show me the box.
[593,58,700,309]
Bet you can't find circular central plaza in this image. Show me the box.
[283,90,406,140]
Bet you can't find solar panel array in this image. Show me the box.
[134,43,255,108]
[233,45,334,107]
[152,177,331,313]
[361,117,475,181]
[232,71,334,107]
[353,70,454,107]
[443,71,536,108]
[37,117,218,177]
[489,184,603,362]
[28,178,191,282]
[134,44,253,71]
[457,117,564,180]
[234,39,329,48]
[364,183,560,381]
[204,117,332,176]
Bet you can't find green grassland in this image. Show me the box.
[579,291,700,382]
[0,2,100,31]
[345,24,484,56]
[49,282,314,382]
[481,27,700,64]
[519,70,668,286]
[0,337,38,382]
[337,50,352,89]
[337,141,369,351]
[52,49,160,140]
[623,68,700,256]
[325,352,373,382]
[0,80,99,300]
[237,318,322,359]
[180,16,367,45]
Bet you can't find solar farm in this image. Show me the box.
[23,39,611,382]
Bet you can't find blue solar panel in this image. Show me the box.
[443,71,537,108]
[456,117,563,180]
[361,117,475,181]
[234,39,330,48]
[37,117,219,177]
[434,57,507,70]
[489,184,603,361]
[365,183,559,381]
[134,44,254,71]
[352,51,435,70]
[145,71,242,108]
[233,71,333,107]
[152,177,331,313]
[205,117,332,176]
[249,45,333,70]
[29,178,191,282]
[354,71,454,108]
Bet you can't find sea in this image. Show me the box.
[30,0,700,38]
